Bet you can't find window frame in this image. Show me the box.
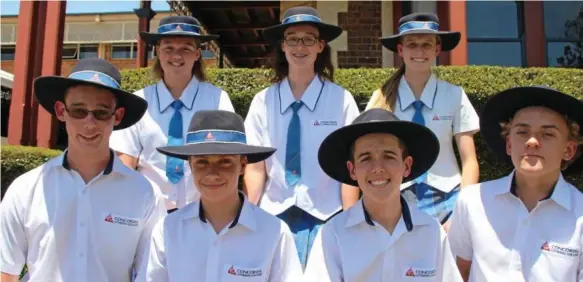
[542,1,582,67]
[466,0,527,67]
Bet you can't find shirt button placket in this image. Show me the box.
[77,185,89,280]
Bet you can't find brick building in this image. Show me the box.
[0,10,219,76]
[176,0,581,69]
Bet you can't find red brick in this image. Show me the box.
[337,0,382,68]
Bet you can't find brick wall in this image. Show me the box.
[337,1,383,68]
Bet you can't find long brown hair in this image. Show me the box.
[369,65,406,111]
[268,42,334,84]
[151,39,207,82]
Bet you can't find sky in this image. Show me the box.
[0,0,171,16]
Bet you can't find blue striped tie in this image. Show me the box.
[285,101,303,187]
[166,100,184,184]
[412,100,427,184]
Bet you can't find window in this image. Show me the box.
[1,46,15,61]
[466,1,525,67]
[79,45,98,59]
[544,1,583,68]
[111,44,136,59]
[62,45,78,59]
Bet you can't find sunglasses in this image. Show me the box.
[65,106,116,121]
[283,35,320,47]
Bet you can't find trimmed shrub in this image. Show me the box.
[1,66,582,192]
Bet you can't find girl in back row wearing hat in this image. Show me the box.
[110,16,235,213]
[135,110,303,282]
[366,13,481,229]
[243,6,361,268]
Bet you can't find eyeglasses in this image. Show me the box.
[65,106,115,121]
[283,36,319,47]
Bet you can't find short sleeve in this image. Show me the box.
[243,93,266,147]
[447,189,474,261]
[133,184,167,278]
[134,218,168,282]
[110,90,144,158]
[303,224,342,282]
[217,90,235,112]
[343,90,361,126]
[0,175,30,275]
[453,87,480,135]
[268,223,303,281]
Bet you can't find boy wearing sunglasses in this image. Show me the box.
[0,59,167,282]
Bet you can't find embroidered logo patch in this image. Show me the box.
[225,265,262,277]
[404,267,437,278]
[205,132,215,140]
[432,114,453,121]
[541,241,579,257]
[313,120,338,126]
[102,213,139,227]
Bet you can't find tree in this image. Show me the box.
[556,6,583,68]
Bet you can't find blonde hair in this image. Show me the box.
[500,116,583,170]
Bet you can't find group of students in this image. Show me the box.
[1,6,582,282]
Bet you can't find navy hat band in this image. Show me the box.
[398,21,439,34]
[282,14,322,25]
[186,130,247,145]
[158,23,201,35]
[68,70,120,89]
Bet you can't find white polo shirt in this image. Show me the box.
[135,192,303,282]
[366,74,480,193]
[304,197,463,281]
[448,172,583,282]
[0,151,167,282]
[110,77,235,210]
[244,75,360,220]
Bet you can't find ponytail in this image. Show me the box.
[370,65,406,111]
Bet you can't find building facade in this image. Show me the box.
[0,10,219,76]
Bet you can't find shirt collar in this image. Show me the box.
[58,149,133,176]
[156,76,200,113]
[494,171,572,211]
[398,73,438,111]
[278,75,325,114]
[182,191,257,231]
[345,196,432,231]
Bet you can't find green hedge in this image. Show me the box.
[2,66,582,192]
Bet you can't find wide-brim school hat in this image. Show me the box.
[318,108,440,186]
[140,15,219,45]
[480,86,583,175]
[380,13,461,52]
[34,58,147,130]
[262,6,343,43]
[156,110,276,163]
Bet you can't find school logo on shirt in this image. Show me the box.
[313,120,338,126]
[102,213,139,227]
[404,267,437,277]
[432,114,453,121]
[225,265,262,277]
[541,241,579,257]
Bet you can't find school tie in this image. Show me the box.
[285,101,303,187]
[166,100,184,184]
[412,100,427,184]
